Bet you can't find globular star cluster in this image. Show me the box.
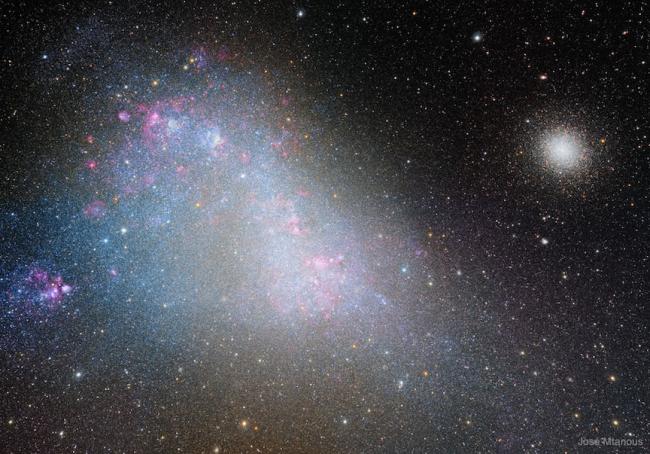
[544,131,584,170]
[1,1,648,453]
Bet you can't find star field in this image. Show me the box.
[0,1,648,453]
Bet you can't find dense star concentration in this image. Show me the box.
[0,1,648,452]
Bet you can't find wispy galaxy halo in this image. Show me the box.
[67,47,426,333]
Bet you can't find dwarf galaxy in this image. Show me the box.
[1,1,648,453]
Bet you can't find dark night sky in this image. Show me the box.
[0,1,648,453]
